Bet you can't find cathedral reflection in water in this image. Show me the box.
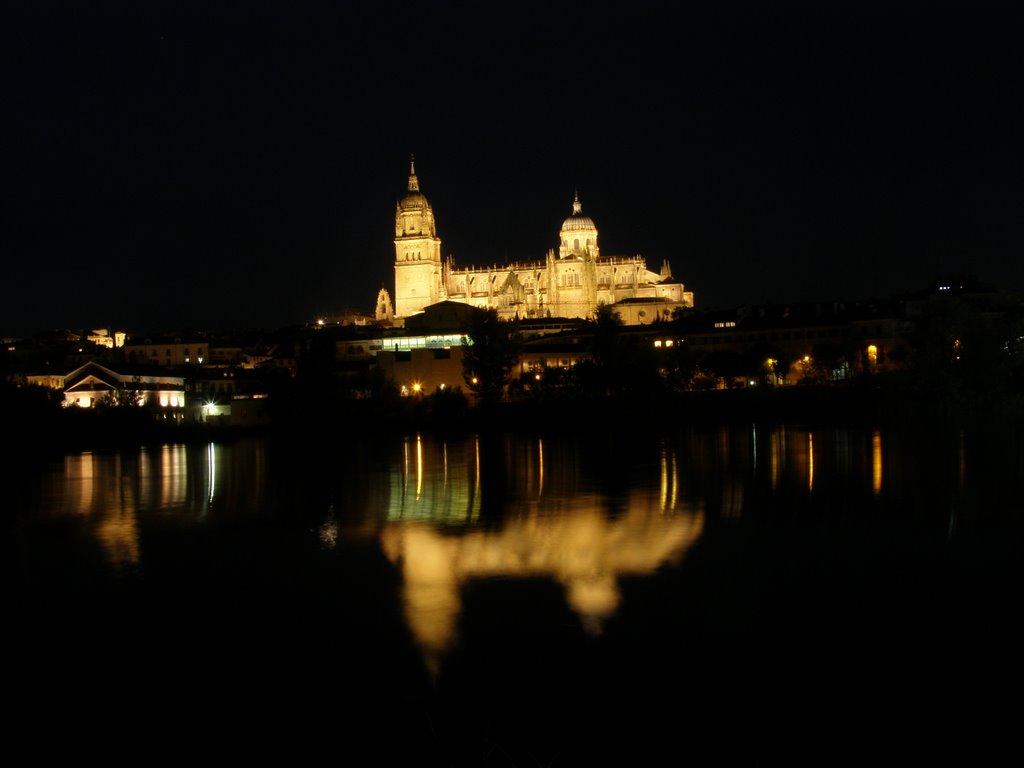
[377,435,705,673]
[28,427,904,677]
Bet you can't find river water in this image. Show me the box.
[6,424,1023,764]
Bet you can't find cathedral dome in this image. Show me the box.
[561,213,596,232]
[400,189,429,210]
[560,193,596,233]
[395,156,439,241]
[399,156,429,210]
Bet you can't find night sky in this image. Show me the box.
[3,2,1020,337]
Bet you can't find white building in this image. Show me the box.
[38,361,187,410]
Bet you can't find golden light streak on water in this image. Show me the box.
[660,447,668,511]
[670,452,678,511]
[538,437,544,498]
[416,434,423,501]
[160,444,187,508]
[402,438,409,501]
[656,447,680,512]
[808,432,814,493]
[474,436,481,519]
[70,452,95,515]
[770,428,784,490]
[872,430,883,495]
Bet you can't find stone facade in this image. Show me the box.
[389,159,694,323]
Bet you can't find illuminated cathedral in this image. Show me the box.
[378,159,694,324]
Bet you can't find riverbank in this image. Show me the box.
[371,381,1024,437]
[8,381,1022,460]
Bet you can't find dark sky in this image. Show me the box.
[2,1,1020,337]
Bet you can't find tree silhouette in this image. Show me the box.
[461,310,521,405]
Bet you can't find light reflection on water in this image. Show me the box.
[18,428,974,671]
[12,423,1024,762]
[24,427,944,578]
[378,436,704,671]
[20,425,1022,659]
[26,426,979,563]
[36,443,230,570]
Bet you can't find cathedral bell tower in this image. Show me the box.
[394,156,443,318]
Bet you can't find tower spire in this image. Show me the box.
[408,154,419,192]
[572,189,582,215]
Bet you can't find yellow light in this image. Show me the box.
[665,340,673,347]
[534,373,541,381]
[867,344,878,366]
[872,430,883,495]
[654,340,662,348]
[808,432,814,493]
[471,376,478,385]
[803,355,810,363]
[412,382,422,394]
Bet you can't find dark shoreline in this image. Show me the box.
[9,382,1022,461]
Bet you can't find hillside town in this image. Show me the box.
[5,165,1023,438]
[4,275,1022,439]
